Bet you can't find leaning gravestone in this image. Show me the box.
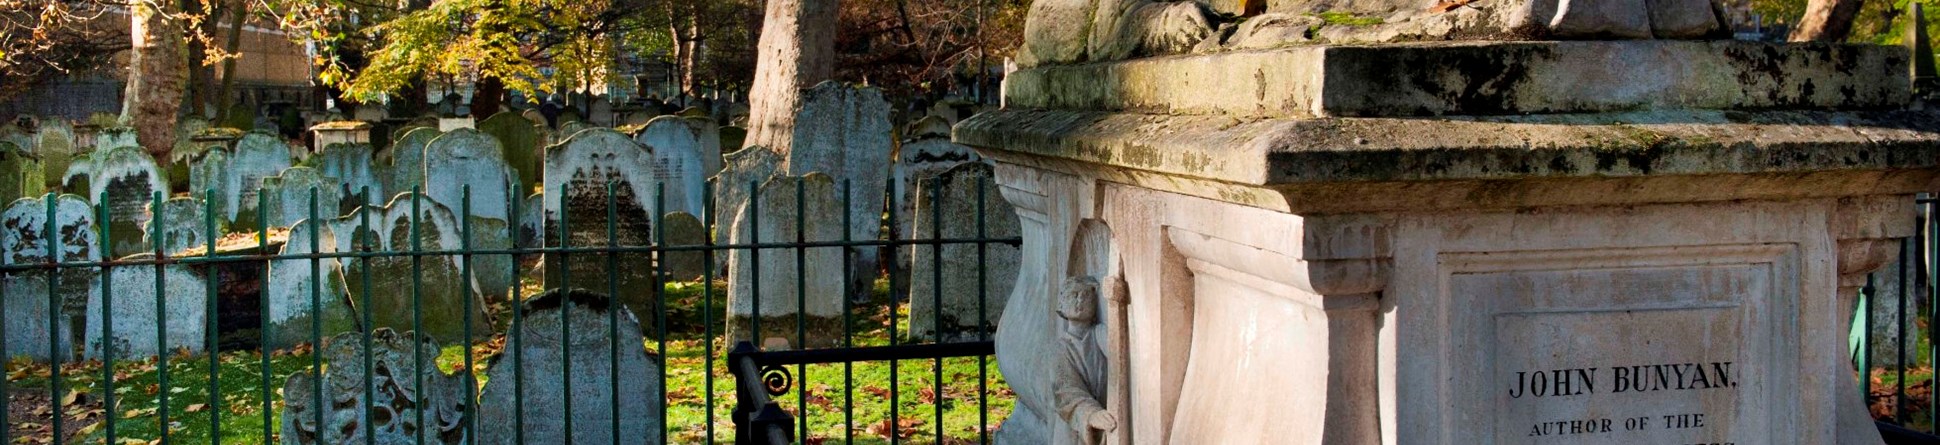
[726,173,845,347]
[0,140,45,207]
[421,129,516,300]
[259,167,345,229]
[386,127,440,194]
[227,131,295,229]
[0,194,98,361]
[475,289,664,445]
[634,116,708,216]
[143,197,224,254]
[264,218,359,348]
[337,193,494,341]
[477,111,544,193]
[782,82,894,301]
[660,212,707,281]
[309,142,385,213]
[907,163,1020,339]
[88,146,166,257]
[542,129,659,332]
[84,256,208,358]
[279,329,473,445]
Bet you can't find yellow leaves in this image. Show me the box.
[183,403,207,413]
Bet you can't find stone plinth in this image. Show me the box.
[961,41,1940,445]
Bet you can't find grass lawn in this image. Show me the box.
[5,278,1013,444]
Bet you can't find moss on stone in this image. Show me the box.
[1312,11,1383,27]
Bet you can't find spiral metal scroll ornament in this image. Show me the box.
[761,364,793,396]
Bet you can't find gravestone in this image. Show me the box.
[542,129,659,332]
[386,127,440,194]
[265,218,359,349]
[227,131,295,229]
[259,167,345,229]
[475,289,665,445]
[0,194,97,361]
[421,129,516,300]
[907,163,1019,339]
[309,142,385,213]
[660,212,707,281]
[0,140,45,207]
[517,192,544,265]
[892,115,982,281]
[279,329,472,445]
[35,118,75,190]
[634,116,709,216]
[87,146,166,257]
[726,173,844,346]
[84,256,208,358]
[478,111,544,193]
[185,147,231,220]
[337,193,494,341]
[710,146,780,273]
[93,127,136,151]
[520,109,549,129]
[685,116,724,176]
[782,82,894,301]
[143,197,223,254]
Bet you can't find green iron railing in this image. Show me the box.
[0,175,1020,444]
[1857,195,1939,437]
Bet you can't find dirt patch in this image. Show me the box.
[7,387,104,444]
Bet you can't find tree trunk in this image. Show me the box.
[744,0,839,155]
[216,0,248,123]
[1790,0,1866,42]
[123,0,188,159]
[472,76,506,118]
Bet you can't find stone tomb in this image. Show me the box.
[84,255,208,359]
[961,22,1940,445]
[907,163,1019,339]
[475,289,665,445]
[279,329,472,445]
[542,129,659,331]
[87,146,166,257]
[725,173,845,346]
[337,193,494,342]
[0,194,98,361]
[634,116,709,216]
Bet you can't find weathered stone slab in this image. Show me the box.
[93,127,136,151]
[475,289,664,445]
[422,129,517,300]
[908,163,1019,339]
[385,127,440,196]
[265,218,359,349]
[228,131,296,229]
[1003,41,1910,118]
[84,256,208,358]
[309,142,385,213]
[279,329,473,445]
[711,146,781,274]
[783,82,894,299]
[34,119,75,190]
[260,167,345,229]
[635,116,709,216]
[893,116,981,246]
[542,129,659,331]
[185,146,230,220]
[660,211,707,281]
[87,146,165,257]
[479,111,545,194]
[337,193,494,341]
[726,173,845,346]
[0,194,97,361]
[0,139,45,208]
[143,197,223,254]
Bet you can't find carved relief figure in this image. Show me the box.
[1053,276,1117,444]
[1022,0,1218,66]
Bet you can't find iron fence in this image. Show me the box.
[1860,195,1939,439]
[0,175,1019,444]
